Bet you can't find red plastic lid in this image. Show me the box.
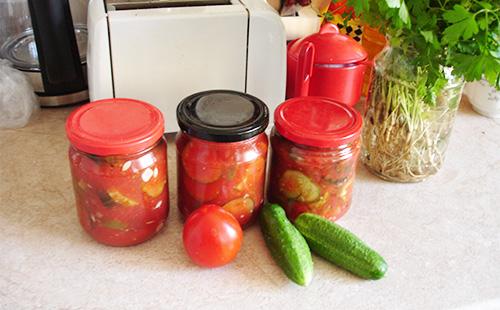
[66,98,164,156]
[274,97,362,148]
[288,24,367,65]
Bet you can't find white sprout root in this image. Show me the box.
[361,70,464,183]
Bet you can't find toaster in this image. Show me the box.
[87,0,286,132]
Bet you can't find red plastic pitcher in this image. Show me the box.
[286,24,371,106]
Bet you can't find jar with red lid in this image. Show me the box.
[268,97,362,221]
[176,90,269,227]
[66,98,168,246]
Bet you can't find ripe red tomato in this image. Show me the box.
[183,204,243,268]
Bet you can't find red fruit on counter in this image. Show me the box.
[183,204,243,268]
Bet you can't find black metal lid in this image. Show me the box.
[176,90,269,142]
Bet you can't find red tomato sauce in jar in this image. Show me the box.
[66,99,168,246]
[176,90,269,227]
[268,97,362,222]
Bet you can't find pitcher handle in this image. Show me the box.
[294,41,315,98]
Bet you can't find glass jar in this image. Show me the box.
[176,90,269,227]
[362,47,464,182]
[66,98,168,246]
[268,97,362,221]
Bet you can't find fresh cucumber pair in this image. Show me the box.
[260,203,387,286]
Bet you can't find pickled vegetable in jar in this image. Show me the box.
[66,99,168,246]
[176,90,269,227]
[268,97,362,221]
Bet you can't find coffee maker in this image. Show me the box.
[0,0,88,106]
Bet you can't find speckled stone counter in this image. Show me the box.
[1,98,499,309]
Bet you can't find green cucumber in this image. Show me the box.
[260,203,313,286]
[295,213,387,280]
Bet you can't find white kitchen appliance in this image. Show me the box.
[87,0,286,132]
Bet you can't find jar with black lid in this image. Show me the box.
[176,90,269,227]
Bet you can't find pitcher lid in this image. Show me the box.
[288,24,367,65]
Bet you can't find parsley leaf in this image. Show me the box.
[344,0,500,95]
[443,5,470,23]
[477,1,492,10]
[385,0,400,8]
[477,17,488,31]
[345,0,369,17]
[452,54,500,87]
[398,1,410,25]
[420,30,439,48]
[442,5,479,43]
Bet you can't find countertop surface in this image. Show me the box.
[1,98,499,310]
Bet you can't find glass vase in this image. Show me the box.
[361,47,464,182]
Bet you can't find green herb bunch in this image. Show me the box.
[339,0,500,104]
